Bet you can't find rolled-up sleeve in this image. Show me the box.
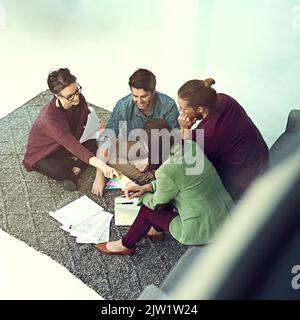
[56,132,94,164]
[139,173,178,210]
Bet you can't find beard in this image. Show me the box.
[194,111,203,121]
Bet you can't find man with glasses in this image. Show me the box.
[60,84,82,103]
[23,68,118,191]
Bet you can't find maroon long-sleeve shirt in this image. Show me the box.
[192,93,269,200]
[23,94,95,171]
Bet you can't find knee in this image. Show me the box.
[50,167,70,180]
[139,205,156,217]
[41,165,69,181]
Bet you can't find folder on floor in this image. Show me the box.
[114,196,140,226]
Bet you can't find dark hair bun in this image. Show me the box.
[204,78,216,88]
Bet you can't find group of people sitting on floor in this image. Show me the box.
[23,68,269,255]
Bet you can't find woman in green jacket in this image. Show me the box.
[96,119,234,255]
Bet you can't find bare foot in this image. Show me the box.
[134,158,149,172]
[106,239,128,252]
[92,171,106,196]
[147,226,163,237]
[72,166,81,175]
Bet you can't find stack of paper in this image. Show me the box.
[105,173,133,190]
[114,195,140,226]
[49,195,113,244]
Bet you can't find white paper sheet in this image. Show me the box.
[69,211,112,240]
[49,196,112,244]
[76,223,110,244]
[49,195,104,227]
[79,107,100,143]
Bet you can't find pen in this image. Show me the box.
[120,202,134,204]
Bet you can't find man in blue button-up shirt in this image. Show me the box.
[92,69,180,196]
[106,68,179,135]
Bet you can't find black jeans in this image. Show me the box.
[34,139,97,181]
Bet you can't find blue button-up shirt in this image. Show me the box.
[105,91,179,137]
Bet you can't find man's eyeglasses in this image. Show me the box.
[60,84,82,101]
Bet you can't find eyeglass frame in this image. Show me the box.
[59,83,82,101]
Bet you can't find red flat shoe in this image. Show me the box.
[95,242,135,256]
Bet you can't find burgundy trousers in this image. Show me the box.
[122,204,177,249]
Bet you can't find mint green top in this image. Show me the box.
[139,141,234,245]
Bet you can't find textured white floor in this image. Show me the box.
[0,230,102,300]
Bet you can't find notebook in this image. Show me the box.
[114,195,140,226]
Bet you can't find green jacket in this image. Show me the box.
[139,141,234,245]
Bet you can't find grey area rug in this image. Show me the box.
[0,90,188,300]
